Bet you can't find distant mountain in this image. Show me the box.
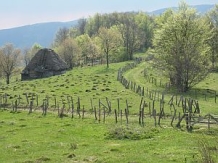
[0,4,215,49]
[0,21,78,48]
[150,4,214,15]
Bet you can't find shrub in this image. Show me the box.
[105,125,159,140]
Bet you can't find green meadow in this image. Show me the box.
[0,59,218,163]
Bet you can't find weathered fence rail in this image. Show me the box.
[0,58,217,131]
[1,91,216,131]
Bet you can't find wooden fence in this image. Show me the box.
[0,58,217,131]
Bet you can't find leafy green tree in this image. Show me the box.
[23,43,42,66]
[87,40,100,66]
[155,9,174,29]
[53,27,69,46]
[55,38,81,69]
[0,43,21,84]
[76,34,101,66]
[77,18,87,35]
[85,13,103,37]
[207,4,218,69]
[98,26,123,68]
[135,12,154,50]
[153,2,212,92]
[23,47,31,66]
[75,34,92,64]
[118,13,141,60]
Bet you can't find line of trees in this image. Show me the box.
[52,12,154,68]
[51,3,218,92]
[0,2,218,90]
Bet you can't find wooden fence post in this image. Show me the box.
[142,105,145,127]
[36,94,38,106]
[98,108,101,123]
[29,100,33,114]
[77,97,81,118]
[120,109,122,125]
[25,93,29,105]
[126,99,129,114]
[208,114,211,130]
[94,107,97,120]
[170,103,176,126]
[82,105,85,119]
[90,98,94,111]
[103,108,106,123]
[42,99,47,116]
[54,97,57,109]
[106,97,111,113]
[139,110,141,125]
[149,102,151,117]
[125,108,128,125]
[71,99,74,118]
[152,100,155,116]
[153,109,157,127]
[117,98,120,117]
[14,99,18,112]
[114,109,118,123]
[59,104,65,118]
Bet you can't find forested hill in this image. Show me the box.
[0,4,214,48]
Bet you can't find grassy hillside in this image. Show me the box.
[0,60,218,162]
[0,62,142,113]
[124,61,218,115]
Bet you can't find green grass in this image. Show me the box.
[0,59,218,162]
[0,62,142,114]
[0,110,218,163]
[124,59,218,115]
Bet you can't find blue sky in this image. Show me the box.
[0,0,217,29]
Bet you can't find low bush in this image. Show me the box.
[105,125,159,140]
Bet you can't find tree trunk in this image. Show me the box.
[91,59,94,66]
[6,74,10,84]
[106,53,109,68]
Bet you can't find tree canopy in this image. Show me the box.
[153,2,212,92]
[0,43,21,84]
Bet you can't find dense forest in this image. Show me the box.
[0,2,218,92]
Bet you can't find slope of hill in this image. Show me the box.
[150,4,214,15]
[0,21,77,48]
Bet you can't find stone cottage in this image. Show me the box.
[21,48,69,80]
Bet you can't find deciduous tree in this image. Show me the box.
[0,43,21,84]
[23,43,42,66]
[118,13,141,60]
[207,4,218,69]
[153,2,212,92]
[53,27,69,46]
[98,26,123,68]
[56,38,81,69]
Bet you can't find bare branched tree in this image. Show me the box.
[0,43,21,84]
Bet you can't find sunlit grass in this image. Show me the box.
[0,59,218,162]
